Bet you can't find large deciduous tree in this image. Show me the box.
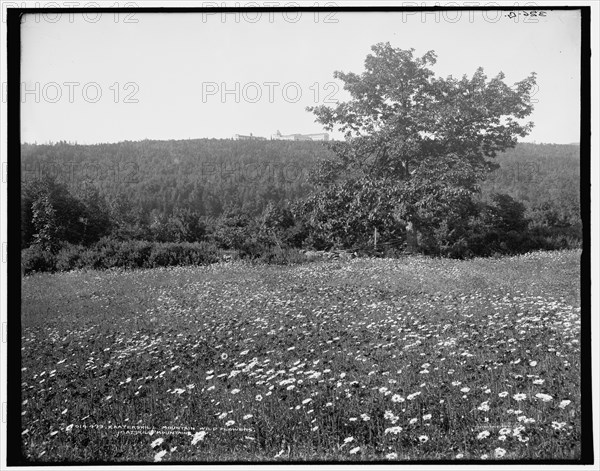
[306,42,537,252]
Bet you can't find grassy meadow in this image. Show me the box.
[20,250,582,462]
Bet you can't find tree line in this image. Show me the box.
[21,44,582,273]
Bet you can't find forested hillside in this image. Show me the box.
[481,143,581,228]
[20,139,582,272]
[21,139,330,217]
[21,139,580,222]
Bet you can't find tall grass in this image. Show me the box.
[20,250,581,462]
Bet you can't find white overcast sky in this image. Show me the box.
[20,8,581,144]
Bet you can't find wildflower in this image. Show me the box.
[386,452,398,459]
[499,428,511,435]
[513,393,527,401]
[243,414,253,420]
[535,393,553,402]
[230,389,240,395]
[529,361,537,367]
[517,435,530,443]
[312,426,319,431]
[559,399,571,408]
[343,437,354,444]
[481,454,489,459]
[460,387,470,393]
[423,414,432,421]
[191,431,207,445]
[418,435,429,443]
[384,426,403,435]
[532,379,544,385]
[361,413,371,422]
[384,410,395,420]
[552,421,566,430]
[407,391,421,400]
[255,394,263,402]
[498,391,509,398]
[154,450,167,462]
[456,453,464,459]
[225,420,235,427]
[494,448,507,458]
[409,418,418,425]
[50,430,59,436]
[391,394,405,403]
[65,424,74,432]
[477,430,490,440]
[498,435,507,441]
[151,438,164,448]
[477,401,490,411]
[349,446,360,454]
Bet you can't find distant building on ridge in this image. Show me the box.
[270,130,329,141]
[233,133,266,141]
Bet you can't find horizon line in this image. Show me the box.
[20,138,581,147]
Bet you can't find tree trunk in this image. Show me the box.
[406,221,418,254]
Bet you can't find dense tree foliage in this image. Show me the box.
[20,137,581,270]
[304,43,539,254]
[21,139,579,237]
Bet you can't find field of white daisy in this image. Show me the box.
[20,249,582,462]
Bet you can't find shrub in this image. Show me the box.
[148,242,221,267]
[55,243,86,271]
[23,239,224,273]
[22,245,57,274]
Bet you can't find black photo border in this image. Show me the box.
[5,4,593,466]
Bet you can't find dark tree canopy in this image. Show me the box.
[309,43,536,176]
[305,43,538,250]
